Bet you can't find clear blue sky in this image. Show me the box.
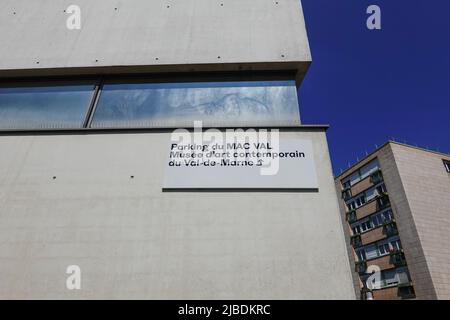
[299,0,450,175]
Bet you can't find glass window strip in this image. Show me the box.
[0,78,300,130]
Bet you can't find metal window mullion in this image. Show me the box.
[83,80,103,128]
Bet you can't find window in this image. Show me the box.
[353,209,393,233]
[360,159,380,180]
[360,220,372,232]
[372,214,383,227]
[342,171,360,188]
[382,269,399,286]
[382,210,393,222]
[376,183,387,194]
[376,237,401,256]
[342,188,352,200]
[353,225,361,235]
[357,250,366,262]
[0,82,96,129]
[342,180,351,190]
[377,193,390,209]
[390,239,402,251]
[340,159,380,188]
[365,186,379,202]
[444,160,450,173]
[356,197,362,207]
[0,77,300,130]
[371,209,393,227]
[364,244,378,259]
[346,182,383,205]
[378,243,390,255]
[90,80,300,128]
[352,217,380,235]
[347,194,366,211]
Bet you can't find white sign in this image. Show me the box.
[163,136,318,190]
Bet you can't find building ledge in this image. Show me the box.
[0,125,330,136]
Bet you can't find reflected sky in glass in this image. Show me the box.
[91,81,300,128]
[0,84,95,129]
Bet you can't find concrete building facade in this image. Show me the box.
[335,141,450,300]
[0,0,355,299]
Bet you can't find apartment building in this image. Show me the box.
[336,141,450,300]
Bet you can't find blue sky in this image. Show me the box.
[299,0,450,175]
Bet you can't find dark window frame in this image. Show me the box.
[444,160,450,173]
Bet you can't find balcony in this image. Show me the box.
[369,285,414,300]
[355,261,367,274]
[355,200,378,220]
[342,188,352,201]
[350,176,373,196]
[346,210,357,223]
[363,255,395,272]
[391,250,407,267]
[350,234,362,248]
[361,269,415,300]
[346,171,383,202]
[359,220,398,246]
[358,250,406,274]
[355,192,391,220]
[383,220,398,237]
[377,192,390,210]
[370,286,399,300]
[370,170,383,185]
[361,225,387,245]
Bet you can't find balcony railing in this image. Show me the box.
[390,249,407,267]
[350,234,362,248]
[383,220,398,237]
[377,192,390,210]
[370,170,383,184]
[370,271,411,290]
[346,210,357,223]
[355,261,367,274]
[342,188,352,201]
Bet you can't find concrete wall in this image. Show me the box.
[0,129,355,299]
[0,0,311,79]
[389,144,450,299]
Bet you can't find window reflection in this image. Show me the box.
[0,84,95,129]
[91,81,300,128]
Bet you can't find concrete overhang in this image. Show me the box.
[0,0,311,85]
